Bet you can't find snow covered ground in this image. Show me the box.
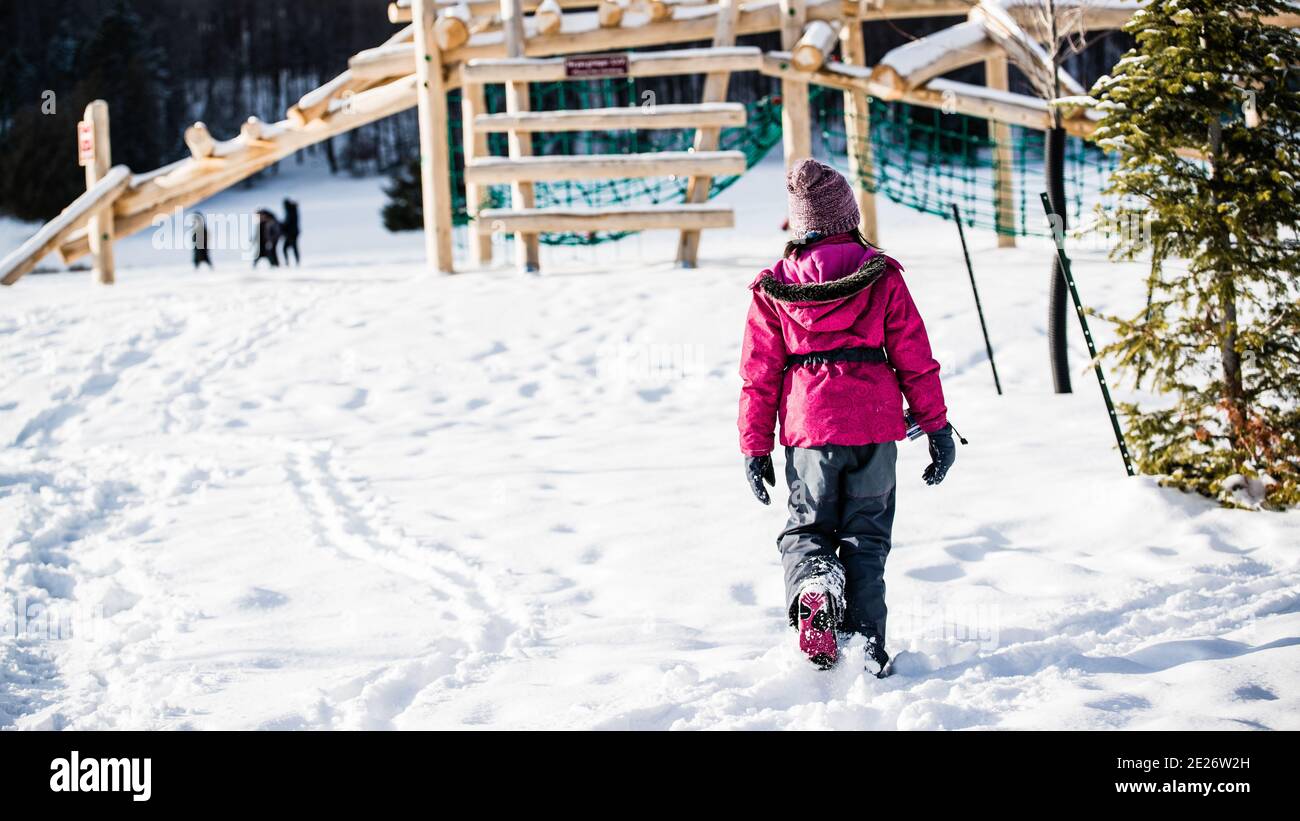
[2,157,1298,730]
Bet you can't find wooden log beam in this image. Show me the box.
[460,45,762,82]
[1,166,130,285]
[391,0,606,22]
[463,150,747,183]
[60,75,422,263]
[349,43,423,84]
[436,3,473,50]
[123,75,419,218]
[847,0,972,20]
[184,122,216,159]
[597,0,624,27]
[760,53,1099,138]
[792,19,840,72]
[638,0,673,23]
[475,204,734,233]
[475,102,747,131]
[442,0,845,63]
[290,24,414,123]
[239,116,268,143]
[763,50,860,93]
[535,0,564,34]
[869,20,998,99]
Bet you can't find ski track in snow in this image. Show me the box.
[2,159,1298,729]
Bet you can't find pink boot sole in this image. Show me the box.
[797,590,838,669]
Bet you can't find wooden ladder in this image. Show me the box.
[460,42,760,272]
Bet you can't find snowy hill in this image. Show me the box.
[2,157,1297,730]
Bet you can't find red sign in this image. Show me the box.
[564,53,630,79]
[77,121,95,166]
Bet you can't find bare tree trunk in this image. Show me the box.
[1045,0,1072,392]
[1209,120,1247,432]
[1046,127,1072,393]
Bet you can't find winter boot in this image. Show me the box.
[795,583,841,670]
[863,635,893,679]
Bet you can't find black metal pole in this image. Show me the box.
[1039,192,1136,477]
[950,203,1002,395]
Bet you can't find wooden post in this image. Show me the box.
[778,0,811,174]
[501,0,540,272]
[675,0,739,268]
[461,82,493,265]
[986,52,1016,247]
[839,20,878,243]
[82,100,115,284]
[413,0,456,272]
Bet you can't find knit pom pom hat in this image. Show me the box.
[786,158,860,239]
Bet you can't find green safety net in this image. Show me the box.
[808,86,1118,237]
[445,80,1117,245]
[447,80,784,245]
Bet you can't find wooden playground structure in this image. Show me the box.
[2,0,1297,285]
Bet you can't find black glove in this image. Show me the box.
[745,455,776,505]
[923,425,957,486]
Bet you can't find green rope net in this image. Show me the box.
[444,80,1117,245]
[809,86,1117,237]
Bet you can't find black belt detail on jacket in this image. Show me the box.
[785,346,888,369]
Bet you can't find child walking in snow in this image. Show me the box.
[738,159,956,676]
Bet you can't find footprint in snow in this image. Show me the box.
[1233,684,1277,701]
[905,563,966,582]
[729,583,757,606]
[236,587,290,610]
[342,388,368,410]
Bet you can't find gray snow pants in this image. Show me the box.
[780,442,897,642]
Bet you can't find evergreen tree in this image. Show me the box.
[1090,0,1300,508]
[381,156,424,232]
[0,1,169,221]
[76,0,170,176]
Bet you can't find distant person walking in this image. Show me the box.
[191,212,213,270]
[281,198,301,266]
[253,209,281,267]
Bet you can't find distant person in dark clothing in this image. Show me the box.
[190,212,213,269]
[281,198,301,266]
[253,209,281,267]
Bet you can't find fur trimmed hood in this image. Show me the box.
[756,254,888,304]
[750,239,901,333]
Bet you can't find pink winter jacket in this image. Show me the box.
[738,234,948,456]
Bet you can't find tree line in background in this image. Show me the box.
[0,0,393,220]
[0,0,1130,223]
